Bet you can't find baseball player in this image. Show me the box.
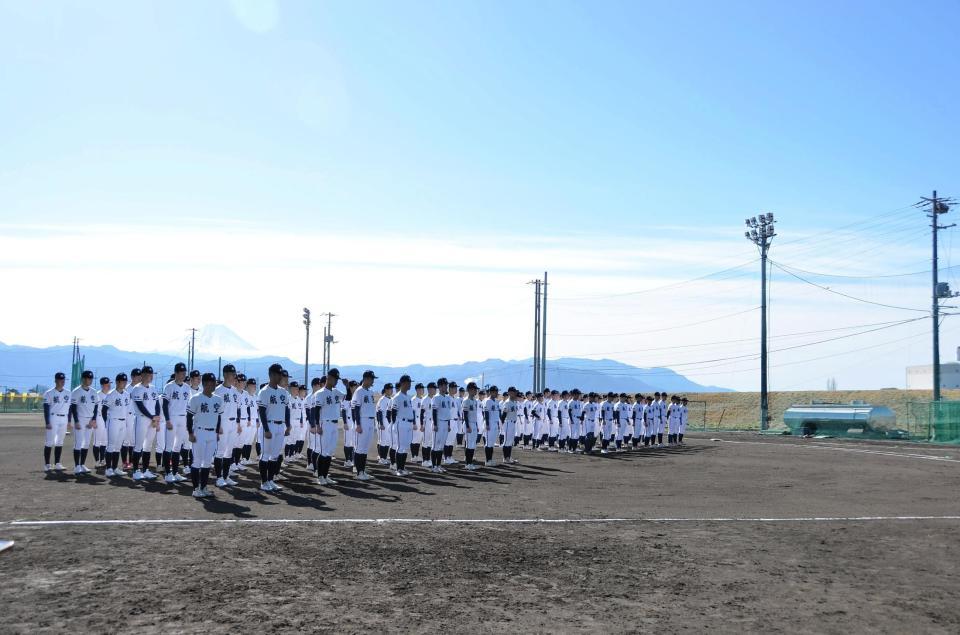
[161,363,191,483]
[443,382,460,465]
[419,382,437,467]
[242,378,260,465]
[179,369,201,473]
[232,374,254,472]
[531,393,545,450]
[186,372,223,498]
[499,387,520,464]
[631,394,644,449]
[558,390,572,453]
[305,377,323,472]
[389,374,416,476]
[350,370,379,480]
[410,383,424,464]
[130,366,161,481]
[460,381,481,470]
[476,389,487,447]
[679,397,689,443]
[341,379,358,468]
[456,385,467,446]
[581,393,599,454]
[547,390,560,451]
[92,376,111,468]
[482,386,500,465]
[376,383,394,466]
[100,372,131,476]
[214,365,242,488]
[42,372,71,471]
[655,391,666,446]
[69,369,100,475]
[122,368,141,471]
[600,393,616,454]
[427,378,453,473]
[311,368,349,485]
[256,363,291,491]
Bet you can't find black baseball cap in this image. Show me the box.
[362,370,378,380]
[54,372,65,380]
[237,373,246,381]
[174,362,187,373]
[348,380,359,387]
[81,370,94,379]
[289,381,299,389]
[467,382,478,390]
[398,374,413,385]
[449,381,458,388]
[141,366,154,374]
[280,369,290,378]
[247,378,257,386]
[427,382,437,389]
[222,364,236,374]
[131,368,142,377]
[311,377,322,386]
[189,370,200,378]
[268,363,283,374]
[201,372,217,383]
[437,377,448,385]
[414,382,424,390]
[99,377,110,385]
[116,372,128,382]
[382,383,394,391]
[327,368,340,378]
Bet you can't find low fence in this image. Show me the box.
[1,394,43,413]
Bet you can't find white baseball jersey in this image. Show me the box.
[256,385,289,423]
[163,381,192,419]
[391,392,416,422]
[214,384,241,424]
[187,393,225,430]
[315,387,346,422]
[482,397,500,429]
[71,386,100,422]
[43,387,71,418]
[130,382,159,419]
[103,389,131,422]
[351,386,376,420]
[461,397,480,433]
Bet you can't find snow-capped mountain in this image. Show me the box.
[193,324,260,359]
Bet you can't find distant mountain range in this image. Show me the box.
[0,325,731,394]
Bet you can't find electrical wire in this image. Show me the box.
[771,260,929,313]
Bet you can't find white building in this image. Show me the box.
[906,347,960,389]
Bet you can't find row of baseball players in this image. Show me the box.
[42,362,689,498]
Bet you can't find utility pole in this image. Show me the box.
[745,213,776,430]
[528,279,541,392]
[541,271,548,390]
[918,191,956,402]
[187,328,197,371]
[321,313,336,375]
[302,308,312,386]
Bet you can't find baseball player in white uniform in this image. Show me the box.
[42,372,70,471]
[161,363,191,483]
[181,369,201,472]
[599,393,616,454]
[100,372,131,476]
[186,372,223,498]
[582,393,599,454]
[616,394,631,451]
[482,386,500,466]
[350,370,378,480]
[419,382,437,467]
[214,365,242,488]
[341,380,358,468]
[410,383,424,464]
[304,376,322,472]
[69,370,100,475]
[679,398,689,443]
[569,389,584,452]
[460,381,481,470]
[558,390,572,453]
[311,368,349,485]
[429,378,453,473]
[122,368,141,472]
[499,387,520,464]
[443,382,460,465]
[547,390,560,451]
[389,374,416,476]
[242,378,259,465]
[131,366,161,481]
[376,383,394,466]
[92,376,111,468]
[256,363,291,491]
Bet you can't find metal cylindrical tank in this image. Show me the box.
[783,402,896,436]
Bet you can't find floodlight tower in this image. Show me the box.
[744,213,776,430]
[302,307,311,386]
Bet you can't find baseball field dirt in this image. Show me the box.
[1,414,958,633]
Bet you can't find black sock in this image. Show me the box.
[411,443,420,458]
[485,447,493,462]
[80,448,88,465]
[161,451,169,474]
[679,434,684,442]
[259,460,270,483]
[658,434,663,444]
[199,468,210,489]
[242,444,252,460]
[91,446,100,462]
[120,446,128,463]
[191,468,200,489]
[456,433,464,446]
[171,451,180,474]
[44,446,51,465]
[142,452,150,470]
[443,445,452,459]
[114,451,122,470]
[465,448,474,464]
[73,449,81,466]
[388,448,396,464]
[503,446,512,461]
[422,446,430,462]
[296,440,304,454]
[344,447,354,463]
[214,458,223,479]
[232,447,242,466]
[255,442,261,457]
[322,455,332,478]
[180,448,189,465]
[431,450,442,467]
[131,451,141,470]
[277,453,284,473]
[397,453,406,471]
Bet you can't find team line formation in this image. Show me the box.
[42,362,691,498]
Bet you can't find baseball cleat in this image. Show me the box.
[225,477,238,486]
[215,477,227,487]
[142,469,157,479]
[54,463,65,471]
[44,464,52,472]
[164,473,176,483]
[192,489,203,498]
[105,468,115,477]
[325,476,338,484]
[260,483,273,491]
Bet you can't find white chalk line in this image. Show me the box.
[3,515,960,527]
[711,438,960,463]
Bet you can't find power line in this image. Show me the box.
[770,262,960,280]
[549,258,758,302]
[549,306,760,337]
[770,260,929,313]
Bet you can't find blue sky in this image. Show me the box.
[1,0,958,390]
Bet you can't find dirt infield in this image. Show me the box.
[1,414,959,633]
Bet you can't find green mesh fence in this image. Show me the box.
[929,401,960,444]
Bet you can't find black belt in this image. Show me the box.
[53,413,66,417]
[268,420,284,424]
[324,419,339,423]
[113,418,125,421]
[197,427,216,432]
[227,417,236,421]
